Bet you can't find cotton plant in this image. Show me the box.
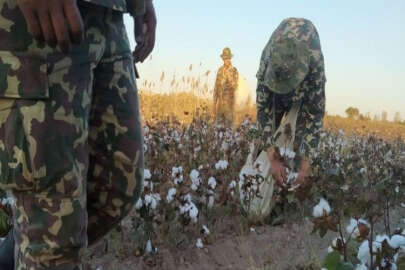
[172,166,184,185]
[196,238,204,249]
[0,197,14,206]
[313,198,331,218]
[179,194,199,224]
[166,188,177,203]
[215,160,228,171]
[121,116,405,261]
[308,129,405,266]
[190,169,201,191]
[228,180,237,197]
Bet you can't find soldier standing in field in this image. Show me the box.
[256,18,326,189]
[213,47,239,125]
[0,0,156,269]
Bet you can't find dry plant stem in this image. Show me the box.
[385,198,390,235]
[337,212,348,262]
[369,220,375,270]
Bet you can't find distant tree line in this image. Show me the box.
[344,107,404,124]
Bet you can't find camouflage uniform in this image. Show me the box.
[213,49,239,125]
[0,0,144,269]
[256,18,326,157]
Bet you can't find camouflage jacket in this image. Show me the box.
[213,65,239,105]
[80,0,145,15]
[256,18,326,157]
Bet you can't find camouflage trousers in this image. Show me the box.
[215,96,235,126]
[0,1,144,269]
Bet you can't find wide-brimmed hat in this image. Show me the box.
[265,37,310,94]
[221,47,233,60]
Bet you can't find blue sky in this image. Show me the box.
[124,0,405,120]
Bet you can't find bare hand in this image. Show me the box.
[267,148,287,188]
[292,157,310,187]
[133,0,156,63]
[17,0,84,53]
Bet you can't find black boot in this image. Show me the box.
[0,230,14,270]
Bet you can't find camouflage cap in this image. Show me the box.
[264,36,310,94]
[221,47,233,60]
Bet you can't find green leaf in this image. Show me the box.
[337,263,354,270]
[397,254,405,269]
[319,227,328,238]
[286,194,295,204]
[323,251,341,269]
[322,251,354,270]
[375,181,386,191]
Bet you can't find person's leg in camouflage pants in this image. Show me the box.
[0,1,144,269]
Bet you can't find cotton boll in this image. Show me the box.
[215,160,228,170]
[221,141,229,151]
[144,169,152,179]
[341,184,349,192]
[174,176,184,185]
[312,198,331,217]
[347,219,359,236]
[285,148,296,159]
[184,194,192,203]
[143,143,148,153]
[189,202,199,223]
[196,238,203,249]
[229,180,237,190]
[287,172,298,184]
[376,234,390,247]
[202,225,210,235]
[144,194,152,206]
[355,263,368,270]
[207,196,215,209]
[144,193,161,210]
[346,218,369,237]
[135,199,143,210]
[357,240,371,264]
[171,166,183,177]
[190,169,200,181]
[208,177,217,189]
[358,238,383,265]
[145,240,153,253]
[1,197,14,206]
[190,169,200,190]
[166,188,177,203]
[389,235,405,249]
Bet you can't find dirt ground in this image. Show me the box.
[86,208,405,270]
[86,220,337,270]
